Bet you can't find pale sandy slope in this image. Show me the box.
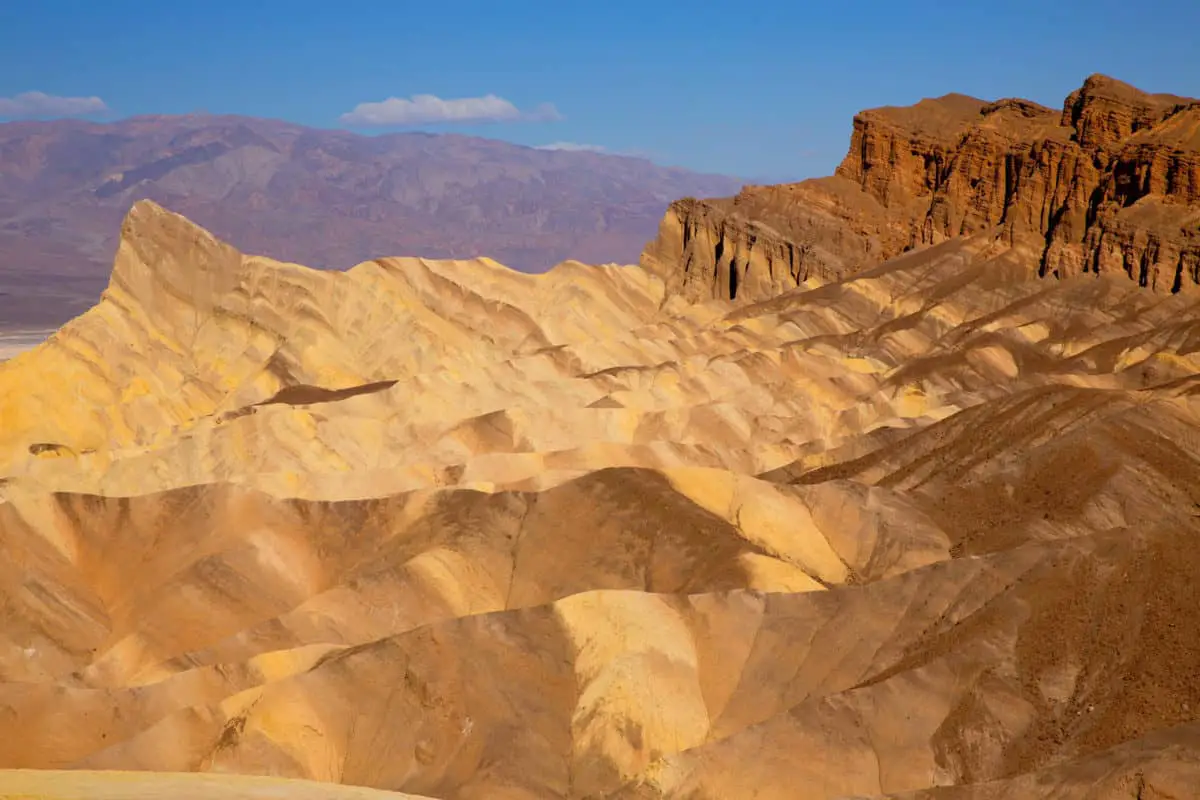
[1,202,1199,798]
[0,769,427,799]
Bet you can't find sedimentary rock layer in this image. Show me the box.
[2,201,1200,798]
[645,74,1200,301]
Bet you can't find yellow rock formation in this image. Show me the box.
[2,201,1200,798]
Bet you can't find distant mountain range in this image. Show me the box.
[0,115,743,325]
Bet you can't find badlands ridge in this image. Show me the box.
[2,75,1200,798]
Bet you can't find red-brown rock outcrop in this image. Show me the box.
[644,74,1200,301]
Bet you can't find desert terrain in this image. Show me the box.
[1,74,1199,799]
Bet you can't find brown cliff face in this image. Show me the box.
[639,180,909,303]
[1061,76,1194,152]
[644,74,1200,301]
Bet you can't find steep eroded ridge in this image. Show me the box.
[0,200,667,482]
[644,74,1200,301]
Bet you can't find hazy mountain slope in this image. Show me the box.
[0,115,742,326]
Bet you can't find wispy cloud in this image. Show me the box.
[0,91,108,119]
[536,141,607,153]
[340,94,561,126]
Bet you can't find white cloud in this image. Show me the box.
[536,141,607,153]
[340,93,561,126]
[0,91,108,119]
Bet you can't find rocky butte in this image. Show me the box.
[642,73,1200,302]
[1,75,1200,800]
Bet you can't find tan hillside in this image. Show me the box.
[4,79,1200,800]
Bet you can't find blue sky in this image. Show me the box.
[1,0,1198,180]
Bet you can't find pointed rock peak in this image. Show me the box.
[117,200,228,258]
[108,200,244,307]
[1069,73,1198,108]
[121,198,179,232]
[930,92,989,106]
[1062,74,1196,149]
[1080,73,1134,93]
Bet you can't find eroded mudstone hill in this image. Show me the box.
[2,198,1200,798]
[643,74,1200,302]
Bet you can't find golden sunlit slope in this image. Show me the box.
[2,202,1200,798]
[7,202,1200,502]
